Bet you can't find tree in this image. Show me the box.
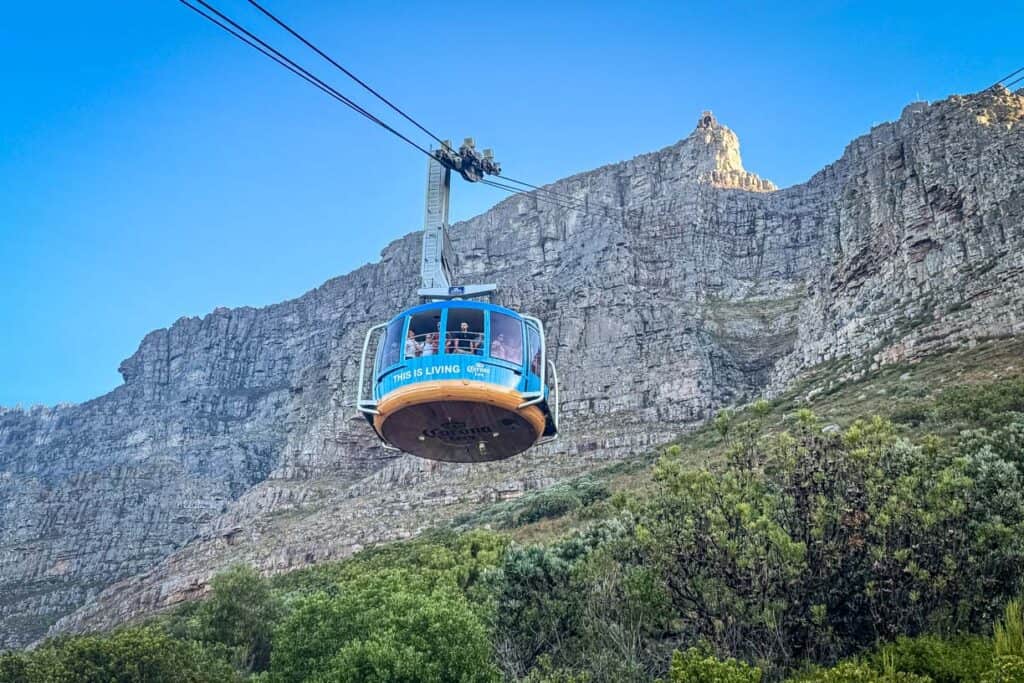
[661,648,762,683]
[18,626,238,682]
[490,544,580,678]
[270,568,497,683]
[190,564,282,672]
[638,412,1024,668]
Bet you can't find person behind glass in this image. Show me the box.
[405,328,422,358]
[507,334,523,363]
[447,321,480,354]
[385,337,400,365]
[490,332,507,360]
[422,327,438,356]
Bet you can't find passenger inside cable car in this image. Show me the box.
[445,309,483,355]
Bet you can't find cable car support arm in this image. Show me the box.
[417,138,501,301]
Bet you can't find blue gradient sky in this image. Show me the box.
[1,1,1020,406]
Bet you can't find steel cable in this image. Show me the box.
[182,0,434,158]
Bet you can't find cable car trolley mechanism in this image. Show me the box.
[356,141,560,462]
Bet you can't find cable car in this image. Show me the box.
[356,139,560,462]
[356,300,558,462]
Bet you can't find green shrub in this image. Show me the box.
[638,413,1024,667]
[871,634,994,683]
[520,655,592,682]
[270,569,497,683]
[890,402,934,427]
[515,487,584,526]
[982,656,1024,683]
[499,480,611,528]
[937,380,1024,429]
[0,652,33,683]
[959,420,1024,471]
[187,564,281,672]
[787,661,929,683]
[490,544,579,678]
[271,529,507,596]
[10,626,238,682]
[662,648,762,683]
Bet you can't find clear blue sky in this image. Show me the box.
[1,1,1020,406]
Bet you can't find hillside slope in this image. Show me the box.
[0,86,1021,648]
[7,337,1023,682]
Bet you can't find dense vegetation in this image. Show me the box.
[3,350,1024,682]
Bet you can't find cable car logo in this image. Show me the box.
[422,421,493,443]
[466,362,491,377]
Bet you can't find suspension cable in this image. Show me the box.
[182,0,434,158]
[181,2,1022,220]
[243,0,450,151]
[237,2,623,210]
[847,65,1024,167]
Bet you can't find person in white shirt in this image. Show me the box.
[422,330,438,356]
[405,328,422,358]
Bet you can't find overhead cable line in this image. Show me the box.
[484,178,592,214]
[183,2,1019,221]
[243,0,619,210]
[479,178,593,215]
[997,66,1024,86]
[183,1,616,217]
[848,65,1024,168]
[242,0,450,151]
[492,173,619,217]
[236,1,621,214]
[481,179,623,220]
[480,179,604,216]
[180,0,434,158]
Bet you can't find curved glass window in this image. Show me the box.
[407,311,442,359]
[445,308,484,355]
[489,312,523,364]
[379,317,405,370]
[526,323,542,376]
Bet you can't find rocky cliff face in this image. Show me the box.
[771,92,1024,386]
[1,86,1021,649]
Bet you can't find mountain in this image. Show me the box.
[1,86,1021,650]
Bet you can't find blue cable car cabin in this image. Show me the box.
[357,301,559,463]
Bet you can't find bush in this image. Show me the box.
[959,420,1024,472]
[188,564,281,672]
[501,480,610,528]
[270,569,497,683]
[271,529,507,597]
[870,634,994,683]
[519,655,592,683]
[6,626,238,682]
[662,648,762,683]
[491,544,580,678]
[639,413,1024,667]
[982,656,1024,683]
[890,402,934,427]
[0,653,33,683]
[515,487,584,526]
[936,379,1024,429]
[787,661,929,683]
